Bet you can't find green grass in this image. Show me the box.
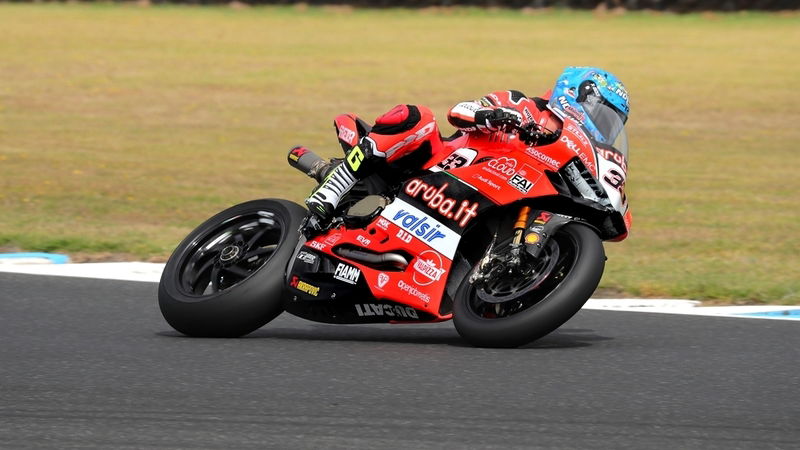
[1,4,799,303]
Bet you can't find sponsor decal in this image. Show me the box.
[560,135,596,173]
[338,125,356,144]
[534,211,553,225]
[525,233,540,244]
[324,233,342,246]
[356,235,371,246]
[381,200,460,258]
[592,72,608,88]
[309,241,326,251]
[376,218,391,230]
[290,276,320,297]
[557,96,585,122]
[486,157,517,177]
[297,251,316,264]
[398,280,431,304]
[412,250,446,286]
[396,229,413,243]
[565,123,590,147]
[472,173,502,191]
[525,147,560,170]
[288,147,307,162]
[508,173,533,194]
[386,122,436,156]
[391,210,447,243]
[560,134,581,152]
[522,107,535,124]
[597,148,627,172]
[508,164,541,194]
[377,273,390,289]
[404,179,479,228]
[334,263,360,285]
[354,303,419,319]
[457,101,483,113]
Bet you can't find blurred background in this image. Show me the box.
[0,2,798,303]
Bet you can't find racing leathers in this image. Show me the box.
[303,90,561,224]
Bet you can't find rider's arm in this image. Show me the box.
[447,90,527,133]
[447,100,486,132]
[447,104,522,133]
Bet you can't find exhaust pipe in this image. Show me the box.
[335,247,409,270]
[287,146,330,181]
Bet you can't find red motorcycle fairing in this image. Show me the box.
[430,114,630,239]
[285,111,630,325]
[284,245,440,324]
[284,171,497,324]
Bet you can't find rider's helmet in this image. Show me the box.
[547,67,630,145]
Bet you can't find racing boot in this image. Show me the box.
[304,142,371,220]
[305,162,358,219]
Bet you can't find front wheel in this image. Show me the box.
[453,223,605,348]
[158,199,306,337]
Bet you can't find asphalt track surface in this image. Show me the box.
[1,273,798,449]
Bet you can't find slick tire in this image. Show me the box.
[453,223,605,348]
[158,199,306,337]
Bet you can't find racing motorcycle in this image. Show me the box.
[158,103,631,348]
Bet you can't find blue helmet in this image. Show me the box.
[548,67,630,145]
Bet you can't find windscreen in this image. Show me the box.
[579,100,628,156]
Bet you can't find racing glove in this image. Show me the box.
[476,107,523,132]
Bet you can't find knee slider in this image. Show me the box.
[372,105,422,135]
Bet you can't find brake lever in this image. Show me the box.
[300,214,327,238]
[515,123,550,146]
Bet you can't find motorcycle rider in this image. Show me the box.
[295,66,630,230]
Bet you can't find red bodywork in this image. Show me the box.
[289,114,630,324]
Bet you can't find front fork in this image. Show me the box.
[470,205,532,285]
[509,206,532,266]
[469,206,571,285]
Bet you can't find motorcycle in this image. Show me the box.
[158,103,631,348]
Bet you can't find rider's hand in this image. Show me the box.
[481,107,523,132]
[519,123,559,147]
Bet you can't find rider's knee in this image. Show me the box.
[367,105,443,163]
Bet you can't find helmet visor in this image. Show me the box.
[579,97,628,150]
[578,99,629,155]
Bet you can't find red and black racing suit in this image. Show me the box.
[304,90,561,221]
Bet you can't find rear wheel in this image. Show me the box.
[158,199,306,337]
[453,223,604,348]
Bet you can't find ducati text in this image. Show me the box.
[355,303,419,319]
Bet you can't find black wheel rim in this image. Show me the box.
[468,231,579,319]
[177,210,285,297]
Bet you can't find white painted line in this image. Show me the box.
[584,299,701,309]
[0,262,165,283]
[584,299,800,321]
[0,262,796,321]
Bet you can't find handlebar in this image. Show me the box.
[511,123,542,145]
